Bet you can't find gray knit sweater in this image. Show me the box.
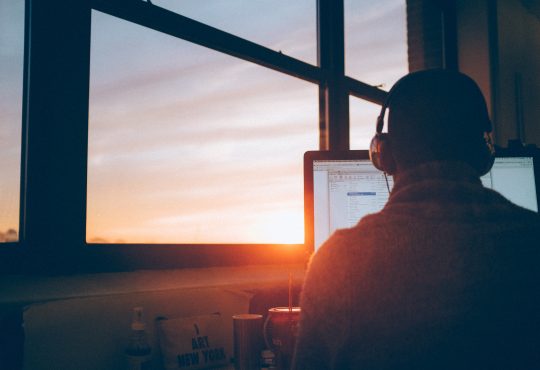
[293,161,540,370]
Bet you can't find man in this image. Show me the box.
[293,70,540,369]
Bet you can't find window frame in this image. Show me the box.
[3,0,393,274]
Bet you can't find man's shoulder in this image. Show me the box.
[481,189,540,225]
[311,214,388,268]
[320,214,379,246]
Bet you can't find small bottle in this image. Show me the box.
[125,307,152,370]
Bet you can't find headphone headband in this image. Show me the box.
[370,70,495,176]
[375,71,493,135]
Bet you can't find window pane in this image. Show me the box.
[0,0,24,243]
[350,97,381,150]
[151,0,316,65]
[87,11,318,244]
[345,0,408,89]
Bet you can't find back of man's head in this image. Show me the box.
[386,69,492,174]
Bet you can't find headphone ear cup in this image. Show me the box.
[370,133,396,174]
[475,132,495,176]
[369,133,384,171]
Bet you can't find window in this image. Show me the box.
[3,0,413,273]
[0,0,24,243]
[349,97,381,149]
[88,11,318,244]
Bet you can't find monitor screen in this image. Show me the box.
[480,156,538,212]
[304,151,539,251]
[311,157,392,250]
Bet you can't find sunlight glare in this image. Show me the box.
[251,209,305,244]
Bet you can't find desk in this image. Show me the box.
[3,264,305,370]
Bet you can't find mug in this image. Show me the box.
[263,307,301,370]
[233,314,264,370]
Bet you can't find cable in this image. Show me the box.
[384,172,391,194]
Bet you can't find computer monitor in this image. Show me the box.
[480,156,538,212]
[304,150,539,251]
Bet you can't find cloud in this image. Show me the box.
[345,0,408,86]
[87,47,319,176]
[86,2,408,243]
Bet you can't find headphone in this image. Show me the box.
[369,88,397,175]
[369,73,495,176]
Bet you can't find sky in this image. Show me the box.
[0,0,24,241]
[0,0,407,244]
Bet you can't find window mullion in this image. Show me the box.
[22,0,91,272]
[317,0,348,151]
